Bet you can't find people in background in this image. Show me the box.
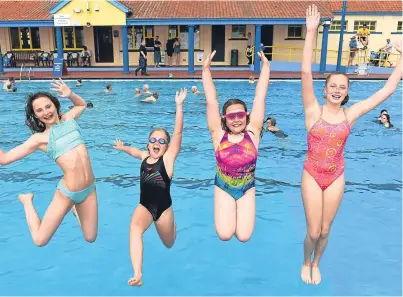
[356,24,370,49]
[380,39,393,68]
[348,36,358,67]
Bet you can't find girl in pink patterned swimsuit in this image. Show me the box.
[300,4,402,286]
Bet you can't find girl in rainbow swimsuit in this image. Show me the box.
[202,50,270,242]
[300,4,402,285]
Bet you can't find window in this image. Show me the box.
[354,21,376,31]
[231,25,246,38]
[128,26,154,49]
[330,20,348,32]
[398,21,402,32]
[168,25,179,39]
[54,27,84,49]
[287,25,303,38]
[10,27,41,50]
[179,25,200,49]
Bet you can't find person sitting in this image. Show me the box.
[356,24,370,50]
[80,46,91,67]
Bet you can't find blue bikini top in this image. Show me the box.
[46,118,84,161]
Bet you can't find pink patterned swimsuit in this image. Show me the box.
[303,110,351,190]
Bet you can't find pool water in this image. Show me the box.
[0,79,401,295]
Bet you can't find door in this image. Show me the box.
[261,25,274,61]
[211,25,225,62]
[94,26,114,63]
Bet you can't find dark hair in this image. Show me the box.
[25,92,61,133]
[384,113,392,124]
[87,102,93,108]
[148,128,171,143]
[153,92,159,99]
[380,109,388,114]
[12,87,17,92]
[77,79,82,83]
[324,72,350,106]
[265,116,276,126]
[106,84,112,90]
[221,99,250,133]
[6,84,11,89]
[83,46,87,50]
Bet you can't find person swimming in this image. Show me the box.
[0,79,98,247]
[380,113,394,128]
[202,50,270,243]
[300,4,402,285]
[141,92,159,103]
[104,84,112,93]
[264,116,288,138]
[191,86,201,94]
[113,88,187,287]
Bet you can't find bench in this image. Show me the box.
[12,51,40,67]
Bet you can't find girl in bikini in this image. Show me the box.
[202,50,270,242]
[0,79,98,246]
[113,88,187,287]
[300,5,402,285]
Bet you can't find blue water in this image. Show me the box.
[0,79,401,296]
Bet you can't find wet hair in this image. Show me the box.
[106,84,112,90]
[384,114,392,124]
[148,128,171,143]
[12,87,17,92]
[324,72,350,106]
[265,116,276,126]
[221,99,250,133]
[87,102,93,108]
[6,84,11,89]
[380,109,388,115]
[25,92,61,133]
[153,92,159,99]
[77,79,82,83]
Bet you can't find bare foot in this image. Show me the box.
[311,265,322,285]
[301,264,312,284]
[18,193,34,205]
[128,274,143,287]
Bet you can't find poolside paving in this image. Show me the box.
[0,69,393,80]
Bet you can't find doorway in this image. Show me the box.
[211,25,225,62]
[261,25,274,61]
[94,26,114,63]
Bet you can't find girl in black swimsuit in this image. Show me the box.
[113,88,187,287]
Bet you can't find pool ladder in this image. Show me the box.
[19,64,35,81]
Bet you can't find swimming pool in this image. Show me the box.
[0,79,401,295]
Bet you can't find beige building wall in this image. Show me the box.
[0,14,400,67]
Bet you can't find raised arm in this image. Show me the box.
[51,79,86,120]
[248,51,270,135]
[165,88,187,162]
[0,134,41,165]
[113,139,148,161]
[301,5,321,115]
[202,51,222,137]
[346,41,402,123]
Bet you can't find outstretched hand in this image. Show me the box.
[394,40,402,54]
[306,4,321,31]
[257,51,270,67]
[113,139,125,151]
[50,78,72,98]
[175,88,187,105]
[203,50,216,69]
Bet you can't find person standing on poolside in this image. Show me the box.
[300,4,402,285]
[0,79,98,246]
[202,50,270,242]
[113,88,187,287]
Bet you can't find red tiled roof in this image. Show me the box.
[120,0,333,19]
[0,0,57,21]
[330,0,402,12]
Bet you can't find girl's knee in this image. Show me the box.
[307,229,321,242]
[235,232,252,243]
[32,234,50,247]
[217,229,234,241]
[84,232,97,243]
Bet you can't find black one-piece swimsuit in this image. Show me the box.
[139,156,172,221]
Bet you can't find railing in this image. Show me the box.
[261,45,400,67]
